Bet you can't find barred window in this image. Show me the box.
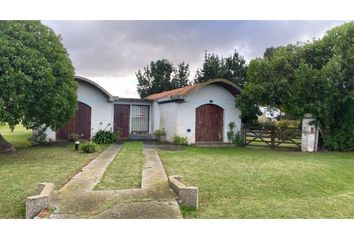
[131,105,149,133]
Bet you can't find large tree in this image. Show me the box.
[0,21,77,152]
[238,21,354,151]
[136,59,190,98]
[194,50,247,87]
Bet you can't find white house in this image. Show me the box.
[46,76,242,144]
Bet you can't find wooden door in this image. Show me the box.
[56,102,91,140]
[114,104,130,139]
[195,104,224,142]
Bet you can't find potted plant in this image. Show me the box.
[154,128,166,142]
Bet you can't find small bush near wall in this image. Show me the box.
[93,130,118,144]
[81,141,98,153]
[173,135,188,145]
[154,128,166,141]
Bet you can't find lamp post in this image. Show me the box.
[75,140,80,151]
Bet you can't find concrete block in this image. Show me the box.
[168,175,198,208]
[26,182,54,219]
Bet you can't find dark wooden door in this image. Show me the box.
[56,102,91,140]
[114,104,130,139]
[195,104,224,142]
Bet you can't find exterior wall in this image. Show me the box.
[114,100,153,134]
[175,84,241,144]
[157,102,178,142]
[78,82,114,137]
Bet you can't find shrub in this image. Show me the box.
[154,128,166,138]
[30,127,47,145]
[227,122,236,143]
[154,128,166,141]
[0,122,6,126]
[276,119,300,129]
[81,141,98,153]
[226,122,244,146]
[68,133,80,142]
[93,130,118,144]
[173,135,188,145]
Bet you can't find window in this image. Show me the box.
[131,105,149,133]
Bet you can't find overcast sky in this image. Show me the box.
[43,20,346,98]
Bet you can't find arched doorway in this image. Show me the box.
[56,102,91,140]
[195,104,224,142]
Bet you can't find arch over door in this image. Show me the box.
[56,102,91,140]
[195,104,224,142]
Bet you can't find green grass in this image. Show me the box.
[159,146,354,218]
[0,124,32,148]
[0,126,109,218]
[95,141,144,190]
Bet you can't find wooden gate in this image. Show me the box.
[196,104,224,142]
[114,104,130,139]
[242,125,301,150]
[56,102,91,140]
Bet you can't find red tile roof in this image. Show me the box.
[145,79,241,100]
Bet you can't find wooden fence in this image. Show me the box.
[242,125,302,150]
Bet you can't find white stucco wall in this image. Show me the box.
[158,84,241,144]
[78,82,114,137]
[157,102,178,142]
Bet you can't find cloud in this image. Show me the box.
[43,20,347,97]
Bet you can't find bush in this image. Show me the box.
[154,128,166,138]
[227,122,244,146]
[68,133,80,142]
[30,127,47,145]
[173,135,188,145]
[81,141,98,153]
[276,119,300,129]
[0,122,6,126]
[93,130,118,144]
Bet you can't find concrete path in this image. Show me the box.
[49,143,181,219]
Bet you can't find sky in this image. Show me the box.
[43,20,346,98]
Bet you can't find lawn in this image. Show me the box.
[0,124,32,148]
[0,125,109,218]
[95,141,144,190]
[159,146,354,218]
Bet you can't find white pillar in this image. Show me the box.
[301,113,318,152]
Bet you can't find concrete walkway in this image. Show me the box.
[49,144,181,219]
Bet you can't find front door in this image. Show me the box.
[114,104,130,139]
[195,104,224,142]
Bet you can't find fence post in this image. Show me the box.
[270,127,275,149]
[301,113,318,152]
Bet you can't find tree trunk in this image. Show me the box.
[0,133,16,153]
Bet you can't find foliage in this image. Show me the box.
[226,121,243,146]
[154,128,166,138]
[0,122,6,126]
[136,59,191,98]
[239,22,354,151]
[227,122,236,143]
[194,50,247,88]
[67,133,80,142]
[171,62,191,89]
[81,141,98,153]
[276,119,300,129]
[0,21,77,134]
[30,127,48,145]
[92,130,118,144]
[173,135,188,145]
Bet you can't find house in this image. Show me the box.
[45,76,242,144]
